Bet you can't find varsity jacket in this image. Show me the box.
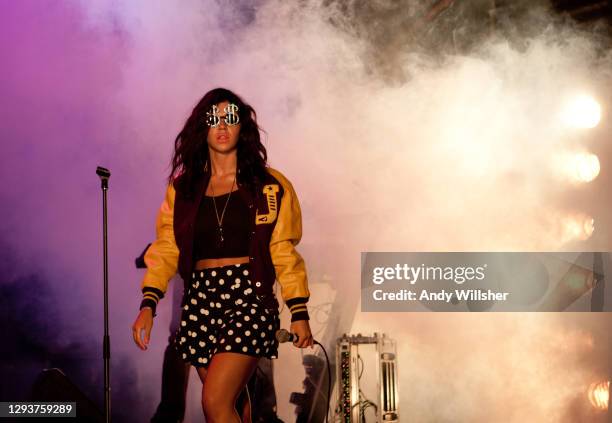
[139,167,310,322]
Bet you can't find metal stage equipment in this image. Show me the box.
[336,333,399,423]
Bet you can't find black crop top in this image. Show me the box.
[193,190,250,260]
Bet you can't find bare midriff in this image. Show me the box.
[194,256,250,270]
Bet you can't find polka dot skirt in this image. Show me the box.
[174,263,280,367]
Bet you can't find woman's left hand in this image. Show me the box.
[290,319,314,348]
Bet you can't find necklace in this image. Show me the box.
[209,173,236,244]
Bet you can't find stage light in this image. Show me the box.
[574,153,600,182]
[561,94,601,129]
[587,380,609,411]
[555,152,601,183]
[561,214,594,243]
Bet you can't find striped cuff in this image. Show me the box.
[140,287,164,316]
[286,297,309,322]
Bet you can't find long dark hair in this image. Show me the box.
[169,88,268,198]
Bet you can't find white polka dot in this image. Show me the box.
[235,278,241,283]
[219,279,224,285]
[242,346,248,352]
[181,321,186,327]
[264,341,268,346]
[205,280,210,286]
[236,299,243,305]
[194,281,200,288]
[216,302,221,308]
[268,324,272,330]
[253,324,258,329]
[260,333,266,338]
[202,294,206,299]
[189,347,195,354]
[209,335,214,340]
[245,330,251,336]
[187,331,192,336]
[191,332,197,337]
[243,270,249,275]
[184,305,189,310]
[255,348,260,353]
[271,355,277,359]
[260,316,266,321]
[236,322,242,327]
[217,318,223,324]
[244,288,252,294]
[199,341,205,347]
[200,271,204,277]
[182,353,187,359]
[191,299,197,305]
[220,338,226,343]
[235,264,241,267]
[252,340,257,345]
[200,325,206,330]
[235,337,241,343]
[227,270,232,275]
[203,357,208,363]
[211,318,216,324]
[228,329,234,335]
[198,292,203,298]
[244,316,250,321]
[181,337,186,343]
[211,271,217,276]
[250,308,256,314]
[198,357,204,363]
[210,302,215,307]
[225,345,231,350]
[200,308,205,314]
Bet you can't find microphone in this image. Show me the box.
[96,166,111,179]
[96,166,110,189]
[276,328,299,343]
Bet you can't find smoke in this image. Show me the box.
[353,311,611,422]
[1,0,611,421]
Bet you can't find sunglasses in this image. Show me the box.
[206,103,240,128]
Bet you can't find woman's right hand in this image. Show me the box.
[132,307,154,350]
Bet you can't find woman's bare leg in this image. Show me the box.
[202,353,259,423]
[197,363,252,422]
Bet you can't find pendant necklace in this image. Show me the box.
[209,173,236,244]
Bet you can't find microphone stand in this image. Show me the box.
[96,166,111,423]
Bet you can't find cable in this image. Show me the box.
[314,340,332,423]
[356,352,377,423]
[358,354,364,379]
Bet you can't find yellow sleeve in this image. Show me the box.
[268,168,310,321]
[139,182,179,313]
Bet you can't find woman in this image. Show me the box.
[132,87,313,422]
